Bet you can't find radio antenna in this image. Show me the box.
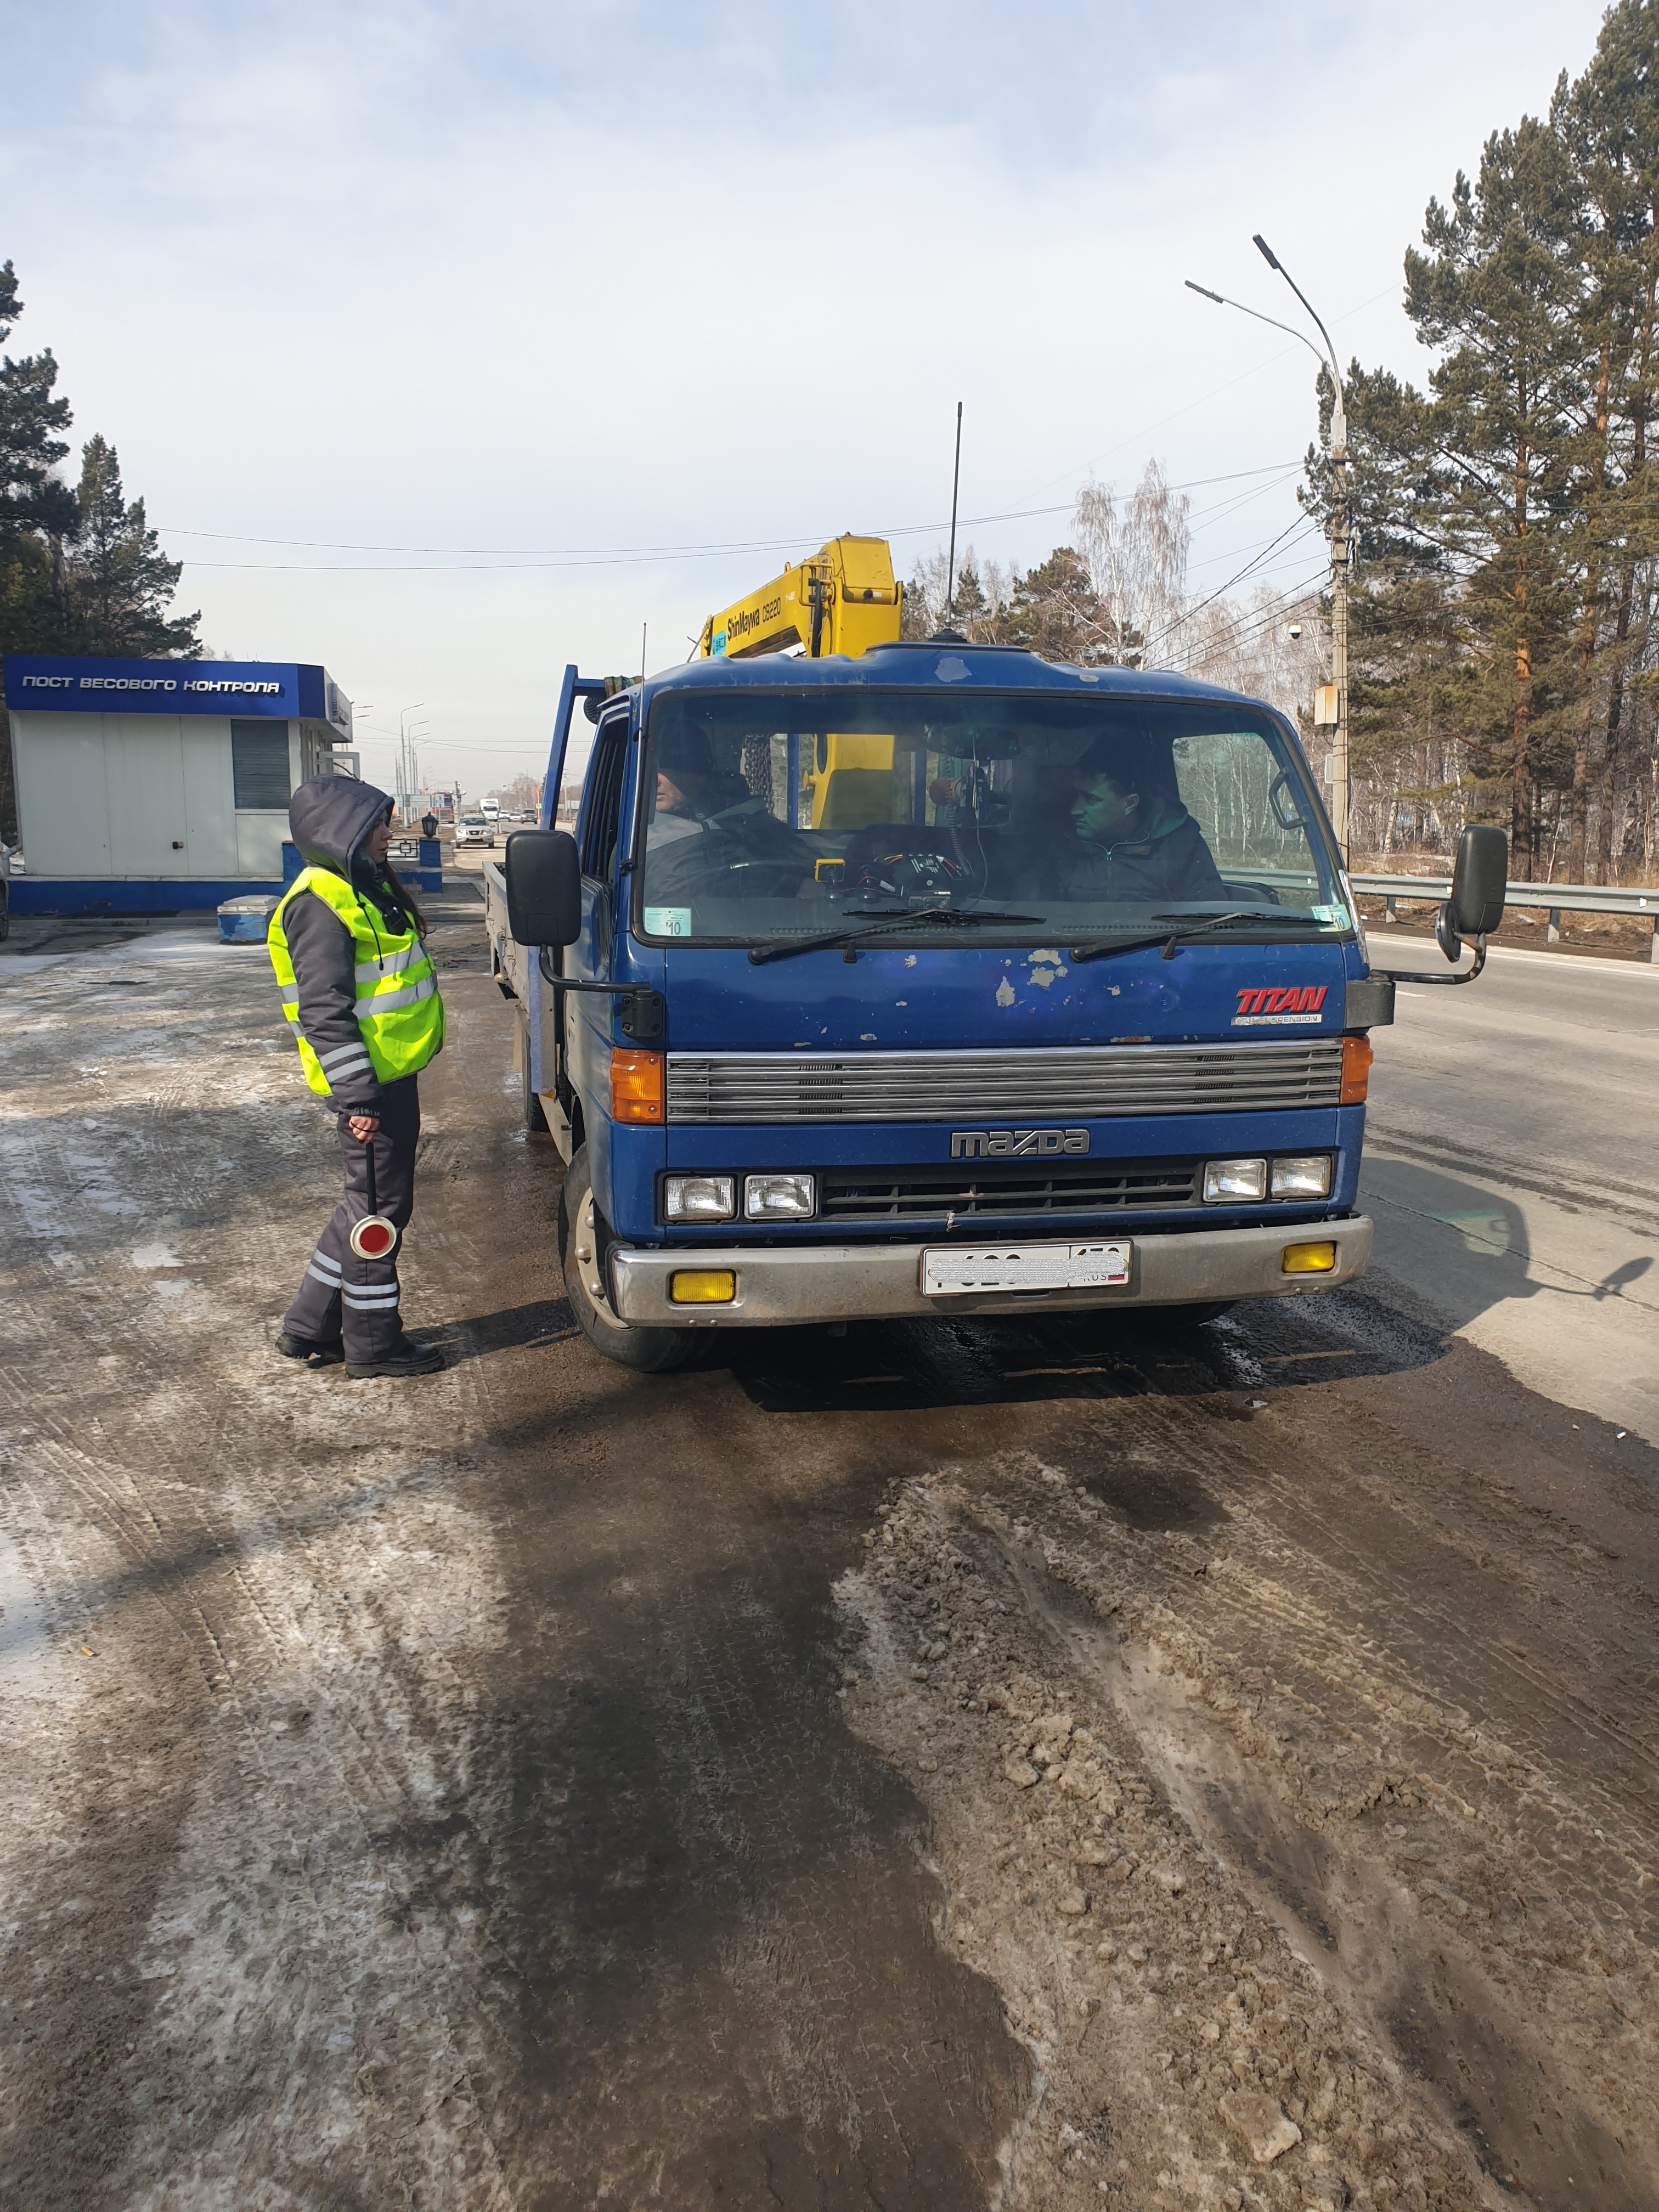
[945,401,963,620]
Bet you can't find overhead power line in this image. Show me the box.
[159,464,1301,573]
[1142,516,1322,653]
[1165,565,1330,672]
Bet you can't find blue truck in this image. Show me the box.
[483,640,1504,1372]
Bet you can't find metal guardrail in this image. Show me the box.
[1351,871,1659,961]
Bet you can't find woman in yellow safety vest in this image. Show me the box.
[267,776,446,1378]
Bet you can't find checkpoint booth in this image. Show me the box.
[2,654,355,915]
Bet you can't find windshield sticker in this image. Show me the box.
[645,906,693,937]
[1233,984,1329,1026]
[1311,903,1349,926]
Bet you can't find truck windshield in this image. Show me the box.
[636,690,1346,944]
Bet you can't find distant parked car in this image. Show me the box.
[454,814,495,849]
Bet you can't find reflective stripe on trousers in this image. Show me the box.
[281,1076,420,1360]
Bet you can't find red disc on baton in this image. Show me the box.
[351,1215,399,1260]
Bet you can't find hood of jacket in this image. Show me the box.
[289,775,393,883]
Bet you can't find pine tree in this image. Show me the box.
[65,435,199,657]
[1335,116,1595,872]
[1554,2,1659,878]
[0,261,76,544]
[0,259,78,661]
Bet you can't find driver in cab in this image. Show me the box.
[1058,735,1226,905]
[645,727,805,904]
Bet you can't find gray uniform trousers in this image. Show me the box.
[283,1075,420,1359]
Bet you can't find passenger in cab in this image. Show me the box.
[1061,735,1226,905]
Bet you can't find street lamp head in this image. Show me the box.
[1252,233,1281,272]
[1184,279,1225,304]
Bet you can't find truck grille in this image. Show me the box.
[665,1041,1343,1125]
[820,1158,1200,1222]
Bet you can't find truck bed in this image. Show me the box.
[482,860,531,1003]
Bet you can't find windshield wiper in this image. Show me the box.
[1070,909,1330,964]
[749,904,1046,966]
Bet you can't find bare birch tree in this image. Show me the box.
[1074,460,1192,667]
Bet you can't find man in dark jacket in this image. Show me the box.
[269,777,444,1378]
[1062,735,1227,906]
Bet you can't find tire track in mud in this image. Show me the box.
[466,1379,1031,2209]
[0,944,524,2208]
[834,1342,1659,2212]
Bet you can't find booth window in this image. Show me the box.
[232,721,292,809]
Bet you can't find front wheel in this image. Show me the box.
[557,1146,699,1373]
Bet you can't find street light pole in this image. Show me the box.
[1252,236,1350,863]
[398,703,426,825]
[1184,247,1352,860]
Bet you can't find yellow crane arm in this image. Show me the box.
[698,535,902,661]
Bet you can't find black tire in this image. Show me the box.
[557,1145,699,1373]
[0,884,8,942]
[518,1011,550,1134]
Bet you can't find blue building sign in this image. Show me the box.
[3,654,351,732]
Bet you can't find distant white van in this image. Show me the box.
[480,799,500,821]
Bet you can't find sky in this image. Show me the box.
[2,0,1615,799]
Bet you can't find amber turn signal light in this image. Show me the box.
[611,1049,664,1123]
[669,1269,736,1304]
[1282,1241,1338,1274]
[1339,1034,1373,1104]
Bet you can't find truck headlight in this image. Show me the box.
[1202,1157,1268,1203]
[744,1172,816,1219]
[664,1174,735,1222]
[1271,1154,1334,1199]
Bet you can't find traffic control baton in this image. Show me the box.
[349,1122,399,1261]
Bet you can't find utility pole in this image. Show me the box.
[1184,245,1352,860]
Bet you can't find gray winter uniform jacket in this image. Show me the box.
[282,777,420,1113]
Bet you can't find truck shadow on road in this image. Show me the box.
[415,1297,580,1362]
[716,1164,1544,1419]
[715,1295,1437,1419]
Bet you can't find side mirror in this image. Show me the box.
[505,828,581,946]
[1437,823,1507,962]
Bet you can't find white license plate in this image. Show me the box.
[921,1241,1132,1296]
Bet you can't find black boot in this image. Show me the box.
[276,1331,345,1367]
[346,1335,444,1380]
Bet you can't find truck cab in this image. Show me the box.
[486,642,1491,1372]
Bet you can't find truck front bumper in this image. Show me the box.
[609,1217,1373,1329]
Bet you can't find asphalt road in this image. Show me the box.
[1,896,1656,2210]
[1360,937,1659,1441]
